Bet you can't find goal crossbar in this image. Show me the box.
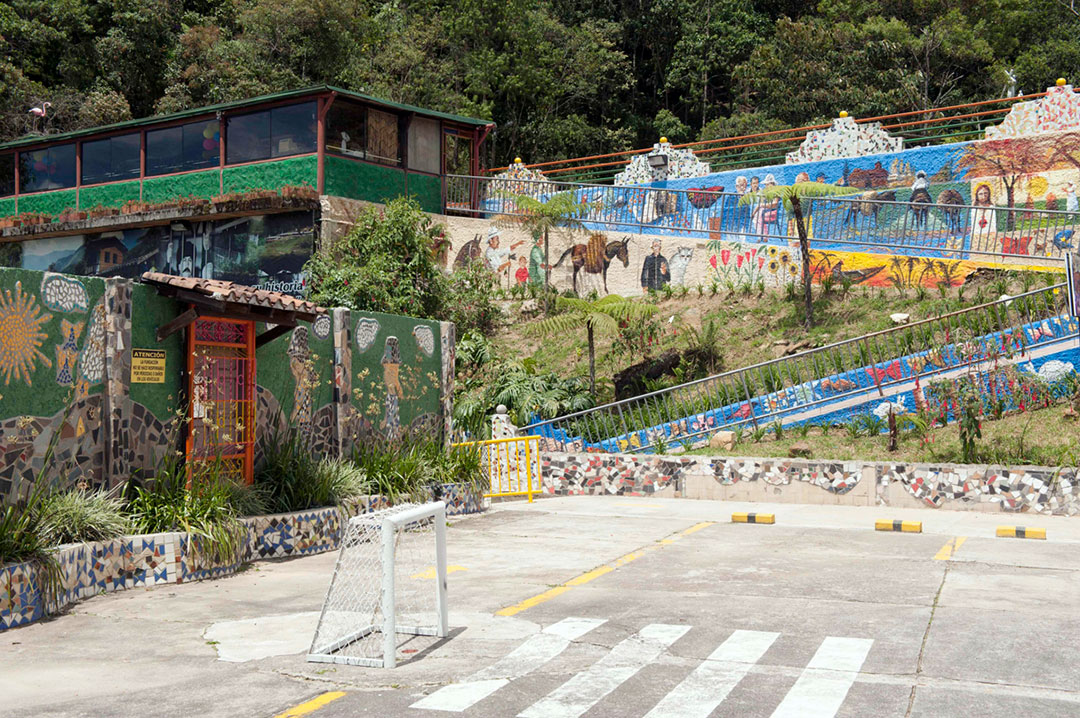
[307,500,449,668]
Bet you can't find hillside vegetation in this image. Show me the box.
[5,1,1080,161]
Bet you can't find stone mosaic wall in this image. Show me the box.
[1,267,455,504]
[786,114,903,164]
[1,483,484,632]
[541,450,1080,517]
[986,82,1080,139]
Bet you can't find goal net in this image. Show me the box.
[307,501,448,668]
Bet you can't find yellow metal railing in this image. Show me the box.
[453,436,542,502]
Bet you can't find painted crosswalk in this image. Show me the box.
[410,617,607,712]
[413,619,874,718]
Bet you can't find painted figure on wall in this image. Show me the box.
[751,174,781,239]
[287,326,313,434]
[528,233,547,285]
[970,183,998,246]
[483,226,523,286]
[515,255,529,285]
[641,240,670,293]
[381,336,403,441]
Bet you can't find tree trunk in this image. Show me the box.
[587,323,596,397]
[543,228,550,315]
[792,197,813,329]
[1005,180,1016,232]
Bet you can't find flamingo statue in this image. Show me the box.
[29,102,51,118]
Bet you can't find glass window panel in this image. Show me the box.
[81,133,140,184]
[0,153,13,197]
[408,117,441,174]
[18,143,76,192]
[146,119,220,176]
[367,108,400,165]
[227,110,271,164]
[271,102,316,158]
[325,101,366,158]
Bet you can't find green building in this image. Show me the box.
[0,86,492,292]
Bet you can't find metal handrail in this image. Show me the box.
[521,284,1075,453]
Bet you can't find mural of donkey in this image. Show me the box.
[936,189,966,234]
[552,233,631,293]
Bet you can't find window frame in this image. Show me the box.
[17,142,78,194]
[80,132,142,186]
[144,117,222,178]
[225,100,317,166]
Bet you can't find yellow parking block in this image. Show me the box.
[875,519,923,533]
[996,526,1046,540]
[732,512,774,524]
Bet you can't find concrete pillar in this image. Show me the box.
[332,307,352,458]
[439,321,456,445]
[102,277,133,489]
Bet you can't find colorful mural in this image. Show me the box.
[0,268,453,505]
[5,211,315,296]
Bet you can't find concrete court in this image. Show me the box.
[2,496,1080,718]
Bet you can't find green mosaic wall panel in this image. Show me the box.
[79,181,141,211]
[223,155,317,195]
[0,268,106,415]
[350,310,442,441]
[255,317,334,436]
[0,197,15,218]
[128,284,183,423]
[142,170,221,204]
[406,172,443,214]
[324,155,406,204]
[17,190,78,217]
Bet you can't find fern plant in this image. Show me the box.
[530,295,657,397]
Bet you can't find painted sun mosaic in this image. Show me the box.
[0,281,53,386]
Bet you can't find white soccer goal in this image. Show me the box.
[307,501,448,668]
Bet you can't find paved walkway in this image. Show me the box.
[2,496,1079,717]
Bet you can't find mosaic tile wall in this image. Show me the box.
[541,450,1080,516]
[1,485,484,632]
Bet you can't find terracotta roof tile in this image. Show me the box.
[140,272,325,316]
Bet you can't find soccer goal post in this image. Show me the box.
[307,501,448,668]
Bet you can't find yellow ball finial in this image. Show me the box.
[839,111,849,118]
[514,157,522,164]
[1058,78,1068,86]
[659,137,668,144]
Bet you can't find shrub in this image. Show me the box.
[35,488,128,546]
[125,457,248,567]
[256,428,363,512]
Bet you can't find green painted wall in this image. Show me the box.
[324,155,406,204]
[142,170,221,204]
[223,155,317,194]
[406,172,443,213]
[0,197,14,217]
[255,318,334,428]
[18,190,78,217]
[79,181,141,210]
[128,284,184,422]
[350,310,442,438]
[0,268,105,416]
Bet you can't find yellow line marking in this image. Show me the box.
[411,565,467,580]
[934,536,967,561]
[275,691,347,718]
[495,522,715,617]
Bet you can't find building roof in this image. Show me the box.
[1,85,493,152]
[141,272,324,319]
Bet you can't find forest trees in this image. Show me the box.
[5,1,1080,163]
